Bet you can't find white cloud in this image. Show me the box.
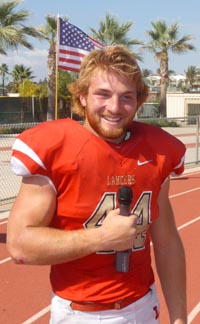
[0,48,48,81]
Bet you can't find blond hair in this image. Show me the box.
[68,45,149,118]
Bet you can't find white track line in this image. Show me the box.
[188,302,200,324]
[0,220,8,225]
[20,302,200,324]
[177,216,200,230]
[21,305,51,324]
[170,187,200,198]
[0,257,11,264]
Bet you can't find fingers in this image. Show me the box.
[99,209,138,251]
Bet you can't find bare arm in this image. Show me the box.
[150,178,187,324]
[7,176,137,265]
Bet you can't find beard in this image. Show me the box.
[85,109,131,142]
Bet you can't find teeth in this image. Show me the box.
[104,116,120,122]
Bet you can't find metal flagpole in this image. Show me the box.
[55,14,60,120]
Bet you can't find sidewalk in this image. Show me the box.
[184,164,200,173]
[0,210,10,220]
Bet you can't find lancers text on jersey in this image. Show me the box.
[107,175,136,186]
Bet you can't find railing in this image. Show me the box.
[1,117,200,212]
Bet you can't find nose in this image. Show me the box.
[107,95,121,114]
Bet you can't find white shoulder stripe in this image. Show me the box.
[11,156,31,176]
[174,155,185,170]
[12,138,46,170]
[162,154,185,185]
[10,157,57,193]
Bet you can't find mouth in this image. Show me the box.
[102,116,122,123]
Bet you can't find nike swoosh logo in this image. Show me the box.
[137,160,153,166]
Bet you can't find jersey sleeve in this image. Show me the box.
[171,153,185,176]
[138,122,186,182]
[156,127,186,181]
[168,133,185,176]
[10,121,65,192]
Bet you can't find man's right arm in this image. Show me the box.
[7,176,137,265]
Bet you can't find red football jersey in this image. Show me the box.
[11,119,186,303]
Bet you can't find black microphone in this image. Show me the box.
[115,186,133,273]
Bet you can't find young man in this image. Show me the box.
[7,45,187,324]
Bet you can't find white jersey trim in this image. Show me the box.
[10,156,57,193]
[173,154,185,170]
[12,138,46,170]
[161,154,185,186]
[171,154,185,177]
[11,156,31,176]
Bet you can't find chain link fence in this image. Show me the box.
[1,117,200,213]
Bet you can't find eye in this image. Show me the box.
[123,95,132,100]
[96,91,110,98]
[121,94,135,101]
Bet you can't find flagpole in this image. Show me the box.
[55,15,60,120]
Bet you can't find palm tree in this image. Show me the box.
[90,13,143,60]
[11,64,35,92]
[39,13,143,120]
[39,15,64,120]
[184,66,200,89]
[142,69,152,78]
[0,0,45,55]
[145,20,195,117]
[0,63,9,95]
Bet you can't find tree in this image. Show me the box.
[39,15,63,120]
[18,79,39,97]
[0,0,45,55]
[58,70,78,118]
[0,63,9,95]
[142,69,152,79]
[90,13,143,60]
[11,64,35,92]
[145,20,195,117]
[39,13,144,120]
[184,66,200,89]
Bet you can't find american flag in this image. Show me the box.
[58,18,104,72]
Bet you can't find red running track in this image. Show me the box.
[0,168,200,324]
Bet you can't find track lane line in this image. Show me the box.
[0,220,8,225]
[177,216,200,230]
[188,302,200,324]
[0,257,11,264]
[170,188,200,198]
[19,290,200,324]
[21,305,51,324]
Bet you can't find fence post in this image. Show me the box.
[196,116,200,164]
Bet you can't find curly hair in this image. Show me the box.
[67,45,149,119]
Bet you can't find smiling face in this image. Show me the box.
[80,69,138,144]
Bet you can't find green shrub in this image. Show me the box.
[140,119,179,127]
[0,124,37,134]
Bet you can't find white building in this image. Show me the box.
[167,92,200,118]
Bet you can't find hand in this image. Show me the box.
[99,208,138,252]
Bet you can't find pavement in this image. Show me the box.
[0,210,10,220]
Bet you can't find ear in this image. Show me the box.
[80,94,86,107]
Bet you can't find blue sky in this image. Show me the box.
[1,0,200,81]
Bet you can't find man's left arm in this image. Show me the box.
[150,178,187,324]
